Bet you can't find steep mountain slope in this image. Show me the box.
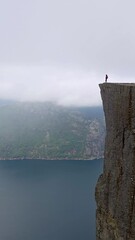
[0,102,105,160]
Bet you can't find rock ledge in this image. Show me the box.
[96,83,135,240]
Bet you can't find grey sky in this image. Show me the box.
[0,0,135,105]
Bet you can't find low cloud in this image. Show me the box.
[0,65,101,106]
[0,0,135,105]
[0,65,134,106]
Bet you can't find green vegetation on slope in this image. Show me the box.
[0,102,105,160]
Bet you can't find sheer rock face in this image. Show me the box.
[95,83,135,240]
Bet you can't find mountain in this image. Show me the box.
[0,102,105,160]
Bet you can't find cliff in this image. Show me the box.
[95,83,135,240]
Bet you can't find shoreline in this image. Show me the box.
[0,156,103,161]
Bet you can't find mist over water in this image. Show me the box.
[0,159,102,240]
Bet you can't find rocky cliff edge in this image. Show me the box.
[96,83,135,240]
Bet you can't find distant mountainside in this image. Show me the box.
[0,102,105,160]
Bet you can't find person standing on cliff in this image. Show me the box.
[105,74,108,82]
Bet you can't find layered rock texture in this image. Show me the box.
[96,83,135,240]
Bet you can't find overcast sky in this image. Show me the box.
[0,0,135,106]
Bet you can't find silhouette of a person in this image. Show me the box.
[105,74,108,82]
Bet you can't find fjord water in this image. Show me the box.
[0,159,102,240]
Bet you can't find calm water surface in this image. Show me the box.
[0,159,103,240]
